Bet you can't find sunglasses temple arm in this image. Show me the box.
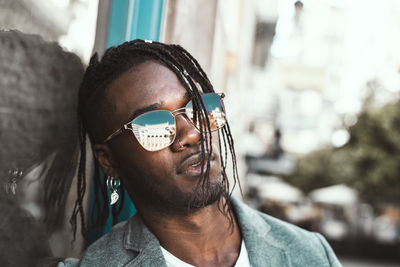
[171,107,186,116]
[102,127,125,143]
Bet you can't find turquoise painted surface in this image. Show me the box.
[129,0,164,41]
[106,0,130,47]
[106,0,164,47]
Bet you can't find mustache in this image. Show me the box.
[177,149,216,174]
[178,145,215,165]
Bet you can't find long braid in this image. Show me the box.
[70,118,87,240]
[71,39,240,239]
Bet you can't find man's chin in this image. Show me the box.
[135,175,225,216]
[186,180,224,210]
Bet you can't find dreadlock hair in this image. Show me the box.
[71,39,241,240]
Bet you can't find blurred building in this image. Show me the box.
[269,0,400,154]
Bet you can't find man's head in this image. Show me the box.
[72,40,239,237]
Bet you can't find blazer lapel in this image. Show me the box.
[122,214,167,267]
[231,198,290,267]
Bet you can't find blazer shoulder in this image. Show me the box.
[258,211,315,242]
[257,211,342,266]
[232,199,342,266]
[79,221,136,267]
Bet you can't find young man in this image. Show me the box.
[73,40,341,266]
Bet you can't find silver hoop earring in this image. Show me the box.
[106,176,120,205]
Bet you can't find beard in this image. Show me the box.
[127,173,225,216]
[184,178,225,211]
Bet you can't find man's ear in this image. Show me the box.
[93,143,119,178]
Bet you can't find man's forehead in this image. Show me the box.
[104,61,198,123]
[105,61,204,108]
[105,62,170,101]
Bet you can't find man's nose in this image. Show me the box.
[172,114,200,151]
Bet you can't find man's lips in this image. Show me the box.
[177,152,215,176]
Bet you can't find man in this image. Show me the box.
[73,40,341,266]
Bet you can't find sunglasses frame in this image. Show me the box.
[101,93,226,146]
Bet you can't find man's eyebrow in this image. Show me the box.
[128,91,191,121]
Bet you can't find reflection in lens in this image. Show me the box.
[209,107,226,129]
[186,93,227,131]
[131,110,176,151]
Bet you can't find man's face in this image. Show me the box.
[101,61,223,214]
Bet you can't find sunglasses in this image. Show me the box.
[102,93,227,151]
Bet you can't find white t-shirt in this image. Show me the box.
[161,240,251,267]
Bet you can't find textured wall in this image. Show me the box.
[0,30,84,264]
[0,0,63,41]
[0,30,83,170]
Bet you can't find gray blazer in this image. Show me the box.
[77,198,342,266]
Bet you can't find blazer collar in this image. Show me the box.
[231,197,289,267]
[122,213,166,266]
[121,198,289,267]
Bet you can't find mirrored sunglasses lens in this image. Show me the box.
[202,93,226,129]
[186,93,226,131]
[131,110,176,151]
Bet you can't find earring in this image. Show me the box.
[4,169,23,195]
[106,176,120,205]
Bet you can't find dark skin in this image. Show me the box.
[93,61,242,266]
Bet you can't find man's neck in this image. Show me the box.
[138,200,242,267]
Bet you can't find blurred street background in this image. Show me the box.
[1,0,399,265]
